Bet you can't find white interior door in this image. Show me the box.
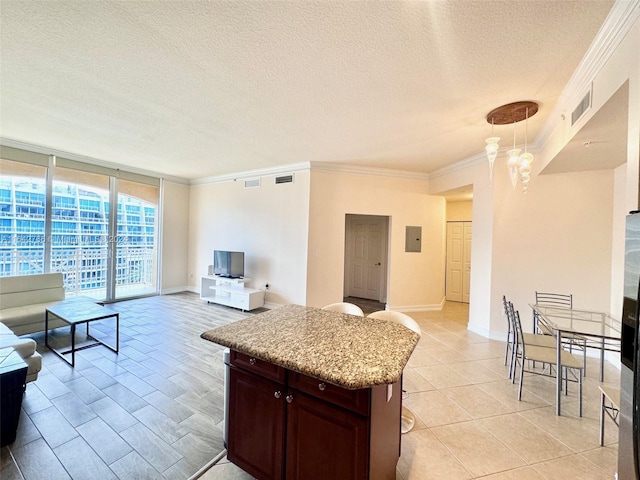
[446,222,464,302]
[345,215,388,301]
[462,222,472,303]
[446,221,472,303]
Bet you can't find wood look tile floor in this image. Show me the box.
[1,293,250,480]
[201,301,620,480]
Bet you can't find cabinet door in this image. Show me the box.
[227,366,285,480]
[285,390,369,480]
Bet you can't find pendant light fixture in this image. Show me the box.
[506,121,521,190]
[485,118,500,186]
[485,101,538,192]
[518,107,533,193]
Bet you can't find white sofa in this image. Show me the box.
[0,273,66,335]
[0,323,42,382]
[0,273,68,382]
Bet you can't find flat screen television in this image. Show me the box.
[213,250,244,278]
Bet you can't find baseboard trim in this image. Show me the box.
[387,297,446,312]
[161,286,192,295]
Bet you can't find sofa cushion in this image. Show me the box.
[0,273,67,335]
[0,323,42,382]
[0,335,36,358]
[0,273,65,309]
[0,304,67,335]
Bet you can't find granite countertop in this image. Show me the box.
[201,304,420,390]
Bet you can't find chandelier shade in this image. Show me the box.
[507,149,521,190]
[485,136,500,184]
[485,101,538,193]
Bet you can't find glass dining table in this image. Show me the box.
[530,304,621,416]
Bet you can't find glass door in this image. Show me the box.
[0,158,47,276]
[115,178,159,299]
[51,166,110,300]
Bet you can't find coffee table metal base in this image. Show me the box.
[45,301,119,368]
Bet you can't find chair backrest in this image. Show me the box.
[503,296,514,335]
[367,310,421,337]
[535,291,572,309]
[511,306,526,356]
[321,302,364,316]
[534,291,571,335]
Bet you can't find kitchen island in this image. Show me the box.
[201,304,420,480]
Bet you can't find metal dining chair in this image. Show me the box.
[321,302,364,316]
[503,297,556,379]
[367,310,421,433]
[598,385,620,446]
[534,291,587,375]
[512,308,584,416]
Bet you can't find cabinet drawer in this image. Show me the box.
[288,372,370,416]
[231,350,286,383]
[229,292,250,309]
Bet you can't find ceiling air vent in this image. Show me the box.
[275,174,294,185]
[571,89,591,126]
[244,178,260,188]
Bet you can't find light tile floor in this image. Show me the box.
[201,301,620,480]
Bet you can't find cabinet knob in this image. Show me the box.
[285,394,294,403]
[274,391,281,399]
[249,358,256,365]
[318,382,326,391]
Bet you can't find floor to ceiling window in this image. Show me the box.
[115,178,159,299]
[51,164,111,300]
[0,146,161,301]
[0,156,47,276]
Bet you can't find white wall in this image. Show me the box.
[430,156,616,339]
[611,163,628,320]
[492,168,615,334]
[307,168,446,310]
[429,161,495,337]
[161,181,190,293]
[446,201,472,221]
[188,171,310,306]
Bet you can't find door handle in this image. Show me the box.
[375,262,381,266]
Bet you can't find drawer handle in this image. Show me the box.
[318,382,326,391]
[249,358,256,365]
[286,394,294,404]
[274,391,282,399]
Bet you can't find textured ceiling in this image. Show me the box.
[0,1,615,180]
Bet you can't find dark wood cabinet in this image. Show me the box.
[227,350,401,480]
[227,366,286,480]
[285,388,369,479]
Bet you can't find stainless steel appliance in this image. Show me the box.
[620,212,640,479]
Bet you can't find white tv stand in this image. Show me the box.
[200,276,265,312]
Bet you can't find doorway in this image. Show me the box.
[446,221,472,303]
[344,214,389,305]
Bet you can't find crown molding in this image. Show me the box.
[428,151,487,180]
[536,0,640,148]
[191,161,430,185]
[0,137,189,185]
[309,161,429,181]
[190,162,311,185]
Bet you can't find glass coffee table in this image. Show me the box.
[45,297,119,367]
